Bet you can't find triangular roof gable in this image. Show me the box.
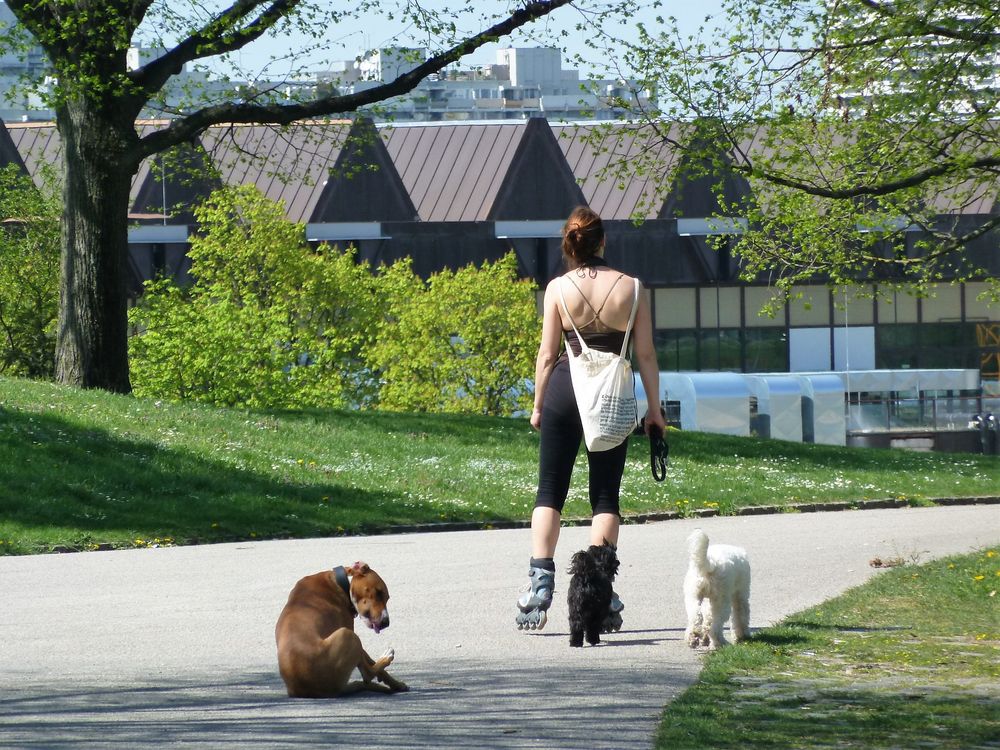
[488,117,586,221]
[310,118,417,222]
[131,124,222,223]
[660,136,752,220]
[553,122,683,220]
[199,121,355,223]
[380,121,527,222]
[4,122,61,190]
[0,120,28,173]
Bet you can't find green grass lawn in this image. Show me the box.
[656,547,1000,749]
[1,375,998,555]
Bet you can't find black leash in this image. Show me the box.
[648,424,669,482]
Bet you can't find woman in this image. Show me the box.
[515,206,664,631]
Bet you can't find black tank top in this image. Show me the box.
[563,327,628,356]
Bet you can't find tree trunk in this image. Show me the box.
[54,103,136,393]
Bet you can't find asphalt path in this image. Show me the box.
[1,504,997,749]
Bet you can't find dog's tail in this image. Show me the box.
[686,529,711,574]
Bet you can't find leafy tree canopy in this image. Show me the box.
[601,0,999,298]
[129,185,382,409]
[130,187,539,415]
[368,253,539,416]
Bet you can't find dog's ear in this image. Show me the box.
[347,561,370,576]
[568,550,589,574]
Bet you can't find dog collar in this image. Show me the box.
[333,566,357,615]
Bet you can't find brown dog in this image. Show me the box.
[275,561,408,697]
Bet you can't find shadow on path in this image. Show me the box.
[0,660,694,749]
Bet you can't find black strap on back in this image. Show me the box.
[333,566,357,615]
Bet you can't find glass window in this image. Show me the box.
[964,282,1000,322]
[788,285,830,326]
[698,287,741,328]
[876,323,980,369]
[921,284,962,322]
[877,288,919,324]
[876,324,920,369]
[921,323,974,348]
[699,287,719,328]
[744,329,788,372]
[832,285,875,325]
[699,328,742,371]
[655,288,697,329]
[655,330,698,371]
[718,287,741,327]
[744,286,785,327]
[921,324,978,369]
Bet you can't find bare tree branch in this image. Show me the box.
[135,0,575,158]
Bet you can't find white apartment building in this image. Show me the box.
[324,46,654,122]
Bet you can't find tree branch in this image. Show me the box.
[733,154,1000,200]
[3,1,56,52]
[857,0,1000,46]
[130,0,301,95]
[128,0,158,34]
[135,0,575,158]
[927,212,1000,258]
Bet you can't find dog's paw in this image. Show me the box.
[380,647,396,664]
[391,679,409,692]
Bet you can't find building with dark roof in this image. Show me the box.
[1,116,997,382]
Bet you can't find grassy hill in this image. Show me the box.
[1,376,997,555]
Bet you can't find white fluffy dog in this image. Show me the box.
[683,529,751,649]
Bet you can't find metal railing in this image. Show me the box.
[846,395,999,432]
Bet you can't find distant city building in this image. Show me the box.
[0,0,650,123]
[322,46,654,122]
[0,2,51,120]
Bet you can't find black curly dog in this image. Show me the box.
[567,541,620,647]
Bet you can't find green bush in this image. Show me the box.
[129,186,540,415]
[367,253,539,416]
[129,186,380,408]
[0,165,59,378]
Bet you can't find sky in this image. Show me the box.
[142,0,728,81]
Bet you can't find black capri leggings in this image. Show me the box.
[535,357,629,517]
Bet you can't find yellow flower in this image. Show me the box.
[973,575,985,581]
[986,551,996,558]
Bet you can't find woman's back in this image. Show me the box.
[557,266,638,334]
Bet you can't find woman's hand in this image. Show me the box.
[644,407,666,436]
[530,408,543,431]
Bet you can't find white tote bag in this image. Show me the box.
[559,277,640,452]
